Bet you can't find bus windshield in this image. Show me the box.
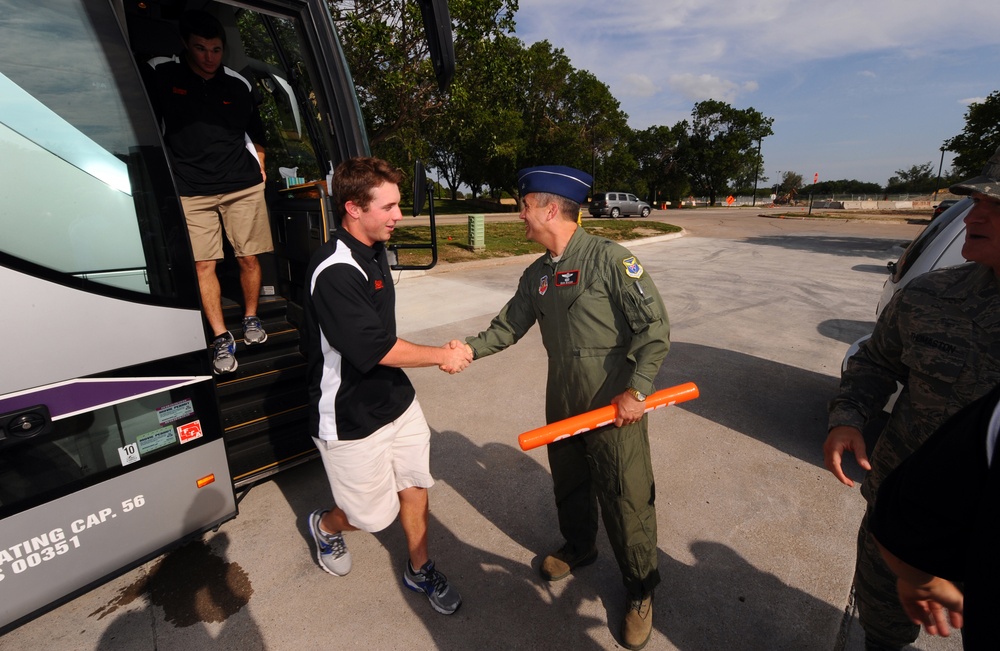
[0,0,183,296]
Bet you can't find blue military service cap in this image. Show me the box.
[517,166,593,204]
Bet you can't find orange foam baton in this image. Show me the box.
[517,382,700,451]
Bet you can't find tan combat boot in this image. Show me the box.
[622,592,653,650]
[539,545,598,581]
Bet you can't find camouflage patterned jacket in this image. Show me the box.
[829,262,1000,504]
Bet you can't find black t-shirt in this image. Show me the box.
[303,229,415,440]
[146,56,265,195]
[872,383,1000,650]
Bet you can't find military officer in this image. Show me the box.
[825,145,1000,650]
[463,166,670,651]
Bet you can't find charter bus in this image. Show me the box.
[0,0,452,632]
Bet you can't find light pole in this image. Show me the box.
[590,145,597,198]
[591,136,597,200]
[752,136,762,207]
[933,147,946,201]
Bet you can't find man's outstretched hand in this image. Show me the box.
[823,425,871,487]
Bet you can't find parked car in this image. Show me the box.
[842,197,973,410]
[931,198,959,219]
[589,192,651,218]
[875,196,972,314]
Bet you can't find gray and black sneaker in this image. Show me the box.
[308,510,352,576]
[242,316,267,345]
[211,331,237,375]
[403,559,462,614]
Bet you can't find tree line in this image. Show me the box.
[328,0,998,206]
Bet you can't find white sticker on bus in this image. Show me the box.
[156,399,194,425]
[118,442,141,466]
[137,425,177,454]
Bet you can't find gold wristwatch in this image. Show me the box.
[626,387,647,401]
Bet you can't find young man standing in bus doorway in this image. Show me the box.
[302,157,471,615]
[146,9,271,374]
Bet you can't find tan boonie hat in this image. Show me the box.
[951,143,1000,199]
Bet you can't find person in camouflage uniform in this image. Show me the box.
[825,145,1000,650]
[463,166,670,651]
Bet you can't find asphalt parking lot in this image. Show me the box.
[0,211,962,650]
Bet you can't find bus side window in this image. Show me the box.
[235,10,326,184]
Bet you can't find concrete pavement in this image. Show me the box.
[0,216,963,650]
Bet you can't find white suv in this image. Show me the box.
[874,197,972,315]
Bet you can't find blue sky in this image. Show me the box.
[513,0,1000,186]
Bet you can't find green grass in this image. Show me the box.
[391,219,681,266]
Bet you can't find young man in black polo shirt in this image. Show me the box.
[146,10,272,374]
[303,157,471,615]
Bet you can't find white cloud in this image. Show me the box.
[621,73,660,98]
[517,0,1000,73]
[961,97,987,106]
[514,0,999,183]
[668,73,756,103]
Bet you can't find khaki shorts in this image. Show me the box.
[313,398,434,533]
[180,182,273,261]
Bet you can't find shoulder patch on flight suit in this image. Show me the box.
[622,256,643,279]
[555,269,580,286]
[538,274,549,295]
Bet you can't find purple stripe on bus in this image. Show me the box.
[0,378,195,419]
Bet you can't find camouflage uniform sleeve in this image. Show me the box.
[828,289,909,432]
[466,266,538,359]
[609,249,670,396]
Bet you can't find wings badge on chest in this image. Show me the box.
[555,269,580,286]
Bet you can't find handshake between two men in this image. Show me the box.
[438,340,474,375]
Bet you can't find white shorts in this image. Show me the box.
[313,398,434,532]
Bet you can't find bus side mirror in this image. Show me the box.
[412,159,427,217]
[388,160,437,270]
[416,0,455,93]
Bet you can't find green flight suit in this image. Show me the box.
[467,227,670,596]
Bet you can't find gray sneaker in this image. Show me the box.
[403,559,462,614]
[242,316,267,345]
[308,510,352,576]
[211,331,237,375]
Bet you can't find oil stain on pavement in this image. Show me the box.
[89,534,252,626]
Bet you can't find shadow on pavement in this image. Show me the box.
[655,342,865,483]
[656,542,845,650]
[428,429,846,650]
[372,512,610,650]
[851,263,893,274]
[817,318,876,345]
[743,235,908,259]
